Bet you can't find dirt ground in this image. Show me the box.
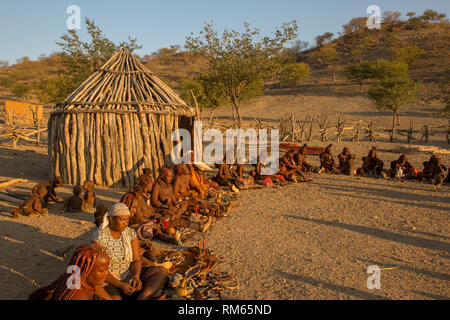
[0,138,448,300]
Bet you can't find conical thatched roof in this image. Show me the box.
[56,49,195,116]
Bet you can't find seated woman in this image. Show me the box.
[121,174,183,245]
[389,154,417,179]
[293,146,314,172]
[11,185,48,218]
[152,167,212,233]
[32,177,64,205]
[338,147,350,170]
[319,144,339,174]
[63,186,84,213]
[432,158,447,191]
[213,156,236,189]
[121,174,155,227]
[173,163,204,200]
[190,162,220,191]
[253,154,285,185]
[29,243,112,300]
[82,180,97,213]
[90,202,169,300]
[418,155,438,182]
[337,147,356,176]
[279,150,312,182]
[359,147,386,178]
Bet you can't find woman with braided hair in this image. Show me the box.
[29,243,111,300]
[120,174,155,227]
[90,202,169,300]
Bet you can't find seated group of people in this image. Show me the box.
[30,202,170,300]
[29,161,227,301]
[114,163,225,247]
[317,144,450,188]
[10,178,96,218]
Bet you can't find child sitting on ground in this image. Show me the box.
[63,186,84,213]
[11,185,49,218]
[82,180,97,213]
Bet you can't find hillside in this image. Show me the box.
[0,20,448,105]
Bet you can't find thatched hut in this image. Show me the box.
[48,49,196,187]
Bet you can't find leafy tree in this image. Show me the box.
[280,62,311,87]
[368,76,420,141]
[180,73,227,112]
[344,61,377,92]
[420,9,447,23]
[406,12,416,20]
[185,20,298,127]
[342,17,367,35]
[383,11,402,24]
[311,43,339,81]
[392,46,426,66]
[35,18,142,103]
[349,36,376,63]
[372,59,409,80]
[12,84,31,98]
[287,40,309,55]
[315,32,334,47]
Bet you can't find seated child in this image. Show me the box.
[63,186,83,213]
[11,185,49,218]
[82,180,97,213]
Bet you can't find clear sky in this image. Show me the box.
[1,0,449,65]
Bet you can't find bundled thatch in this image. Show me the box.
[48,49,196,187]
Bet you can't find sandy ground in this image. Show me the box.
[0,139,448,300]
[0,81,448,300]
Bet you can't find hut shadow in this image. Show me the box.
[284,215,450,253]
[0,220,96,299]
[276,270,386,300]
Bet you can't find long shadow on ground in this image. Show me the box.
[284,215,450,253]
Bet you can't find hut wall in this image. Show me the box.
[49,112,194,187]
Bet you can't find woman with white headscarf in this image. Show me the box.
[90,202,168,300]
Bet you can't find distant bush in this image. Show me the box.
[280,63,311,87]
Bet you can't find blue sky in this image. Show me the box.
[0,0,449,64]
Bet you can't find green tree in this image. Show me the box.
[315,32,333,47]
[372,59,409,80]
[185,21,298,127]
[342,17,367,35]
[280,62,311,87]
[420,9,447,23]
[180,73,227,112]
[368,77,420,141]
[392,46,426,66]
[35,18,142,103]
[344,61,377,92]
[12,84,31,98]
[312,43,339,81]
[406,12,416,20]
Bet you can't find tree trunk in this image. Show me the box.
[232,96,242,128]
[391,113,397,142]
